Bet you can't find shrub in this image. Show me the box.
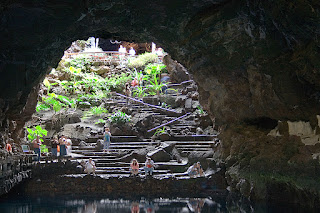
[128,52,158,69]
[105,73,132,92]
[26,126,48,142]
[108,111,131,124]
[69,55,92,71]
[83,106,108,118]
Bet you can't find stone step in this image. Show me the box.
[73,143,212,151]
[73,146,212,155]
[83,135,141,143]
[71,155,118,160]
[88,169,171,174]
[72,141,215,150]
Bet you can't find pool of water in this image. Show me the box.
[0,194,317,213]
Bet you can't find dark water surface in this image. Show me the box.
[0,193,317,212]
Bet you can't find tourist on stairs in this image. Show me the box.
[124,82,132,105]
[65,138,72,155]
[84,158,96,175]
[187,162,204,178]
[130,158,139,176]
[51,135,59,158]
[144,157,155,176]
[103,127,111,153]
[59,136,67,157]
[32,135,41,162]
[6,141,12,154]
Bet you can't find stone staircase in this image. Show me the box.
[68,81,218,178]
[69,137,216,178]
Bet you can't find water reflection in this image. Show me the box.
[0,196,224,213]
[0,195,317,213]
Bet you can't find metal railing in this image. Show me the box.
[114,92,180,115]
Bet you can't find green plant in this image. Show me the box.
[36,93,76,113]
[108,111,131,124]
[128,52,158,69]
[132,86,147,98]
[153,127,166,137]
[105,73,132,92]
[160,102,171,109]
[83,106,108,118]
[40,144,49,153]
[146,72,165,96]
[95,119,107,125]
[26,126,48,142]
[196,105,205,114]
[69,55,92,71]
[144,63,166,76]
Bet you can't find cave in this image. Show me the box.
[1,0,320,211]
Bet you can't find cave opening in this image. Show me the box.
[22,36,215,168]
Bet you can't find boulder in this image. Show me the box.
[175,95,187,107]
[196,127,204,135]
[159,132,171,141]
[163,55,190,83]
[147,148,171,162]
[160,142,176,153]
[90,66,110,75]
[79,141,88,147]
[142,96,160,105]
[95,139,104,151]
[185,98,192,110]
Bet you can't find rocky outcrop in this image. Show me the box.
[0,154,34,196]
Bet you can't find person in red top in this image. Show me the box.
[6,142,12,153]
[131,77,139,87]
[130,158,139,176]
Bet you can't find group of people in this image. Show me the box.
[32,135,72,162]
[82,156,155,177]
[118,45,136,56]
[130,157,155,177]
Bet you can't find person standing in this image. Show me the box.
[32,135,41,162]
[129,47,136,56]
[103,127,111,153]
[59,136,67,157]
[124,82,132,105]
[51,135,59,158]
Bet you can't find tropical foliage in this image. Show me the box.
[26,125,48,142]
[108,111,131,124]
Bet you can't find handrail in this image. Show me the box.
[147,113,191,132]
[114,92,180,114]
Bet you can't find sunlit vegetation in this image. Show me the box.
[34,42,168,130]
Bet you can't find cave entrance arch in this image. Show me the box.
[23,37,214,145]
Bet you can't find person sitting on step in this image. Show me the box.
[130,158,139,176]
[144,157,155,176]
[84,158,96,175]
[187,162,204,178]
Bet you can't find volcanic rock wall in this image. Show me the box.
[1,0,320,203]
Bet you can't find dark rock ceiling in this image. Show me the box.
[0,0,319,136]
